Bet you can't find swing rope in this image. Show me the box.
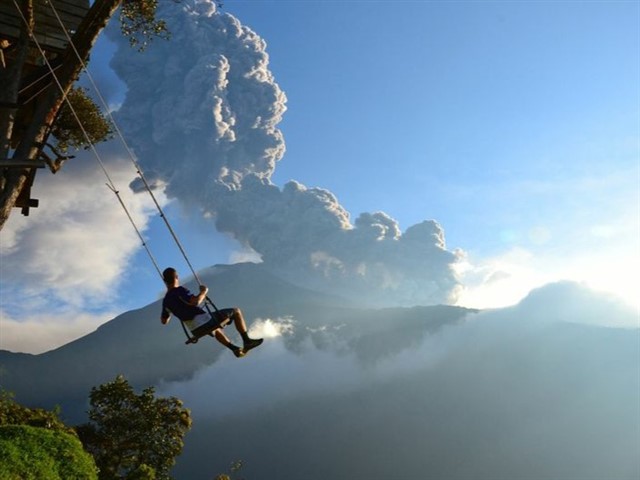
[12,0,219,342]
[44,0,210,290]
[10,0,166,281]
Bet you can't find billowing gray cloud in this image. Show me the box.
[108,0,461,306]
[109,0,286,199]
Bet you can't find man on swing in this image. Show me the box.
[160,267,263,358]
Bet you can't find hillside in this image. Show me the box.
[0,263,472,422]
[174,321,639,480]
[2,268,637,479]
[166,282,639,480]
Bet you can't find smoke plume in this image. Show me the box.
[108,0,461,306]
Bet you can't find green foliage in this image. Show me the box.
[50,87,113,152]
[77,375,192,480]
[118,0,225,51]
[0,425,98,479]
[214,460,244,480]
[120,0,170,51]
[127,463,157,480]
[0,391,70,433]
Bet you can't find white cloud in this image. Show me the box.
[455,247,549,310]
[228,245,262,264]
[157,312,459,421]
[0,309,114,354]
[0,150,161,322]
[157,280,638,425]
[248,316,294,339]
[457,238,640,321]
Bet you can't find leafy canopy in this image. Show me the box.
[0,425,99,480]
[50,87,113,152]
[0,392,98,479]
[76,375,192,480]
[0,390,70,433]
[120,0,170,51]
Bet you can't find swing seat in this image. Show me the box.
[183,315,233,345]
[185,332,214,345]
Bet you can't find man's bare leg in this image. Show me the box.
[214,329,244,358]
[230,308,263,352]
[230,308,249,336]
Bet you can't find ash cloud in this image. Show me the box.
[108,0,461,306]
[109,0,285,199]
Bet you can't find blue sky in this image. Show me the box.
[174,0,639,302]
[1,0,638,353]
[247,0,638,251]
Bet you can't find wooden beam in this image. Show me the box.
[15,167,39,215]
[0,0,90,53]
[1,159,46,168]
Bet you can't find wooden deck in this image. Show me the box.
[0,0,90,53]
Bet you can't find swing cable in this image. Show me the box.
[47,0,220,306]
[43,0,211,294]
[11,0,165,280]
[48,0,223,325]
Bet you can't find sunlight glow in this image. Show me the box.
[249,317,295,339]
[457,243,640,320]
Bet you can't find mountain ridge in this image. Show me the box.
[1,267,637,478]
[0,263,473,420]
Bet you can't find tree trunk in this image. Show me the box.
[0,0,32,211]
[0,0,122,230]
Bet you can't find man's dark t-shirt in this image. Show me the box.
[162,286,205,322]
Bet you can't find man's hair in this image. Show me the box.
[162,267,177,286]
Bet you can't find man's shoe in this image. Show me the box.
[232,346,246,358]
[243,338,263,353]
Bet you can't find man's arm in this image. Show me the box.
[160,300,171,325]
[188,285,209,306]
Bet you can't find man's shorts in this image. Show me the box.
[190,308,235,338]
